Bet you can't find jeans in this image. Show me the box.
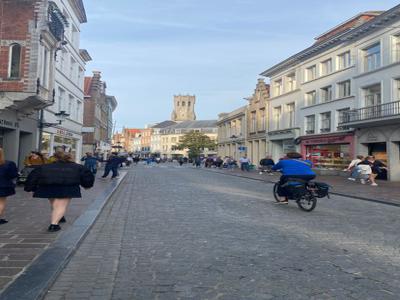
[241,162,249,171]
[350,166,360,179]
[102,165,118,178]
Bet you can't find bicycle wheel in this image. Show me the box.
[273,182,281,202]
[296,193,317,212]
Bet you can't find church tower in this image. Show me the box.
[171,95,196,122]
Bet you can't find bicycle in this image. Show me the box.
[273,178,330,212]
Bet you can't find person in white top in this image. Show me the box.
[239,155,250,171]
[357,162,372,185]
[346,155,364,181]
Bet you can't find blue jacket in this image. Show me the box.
[0,161,19,188]
[81,156,98,169]
[271,159,315,176]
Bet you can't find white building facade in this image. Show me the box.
[40,0,88,162]
[261,6,400,180]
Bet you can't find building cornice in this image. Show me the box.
[68,0,87,23]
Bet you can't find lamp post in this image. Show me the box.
[38,110,70,151]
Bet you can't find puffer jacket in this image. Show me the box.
[24,161,94,192]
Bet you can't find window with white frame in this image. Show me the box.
[393,34,400,63]
[260,109,266,131]
[338,80,351,98]
[320,112,331,132]
[337,108,350,129]
[395,78,400,100]
[320,86,332,103]
[68,95,74,118]
[305,115,315,134]
[57,87,65,112]
[286,73,296,91]
[363,43,381,72]
[273,107,281,130]
[77,101,82,123]
[70,57,76,80]
[305,65,317,81]
[305,90,316,106]
[251,111,256,132]
[274,79,283,96]
[337,51,351,70]
[364,84,381,107]
[286,103,295,128]
[8,43,22,78]
[40,46,50,88]
[320,59,332,76]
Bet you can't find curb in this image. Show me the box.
[196,168,400,207]
[0,172,128,300]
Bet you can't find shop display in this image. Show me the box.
[306,144,351,170]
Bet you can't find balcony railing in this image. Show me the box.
[339,100,400,124]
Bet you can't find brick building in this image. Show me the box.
[0,0,65,165]
[82,71,117,157]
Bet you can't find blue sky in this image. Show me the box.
[81,0,399,129]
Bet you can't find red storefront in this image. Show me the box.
[300,132,355,170]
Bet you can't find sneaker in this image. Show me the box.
[360,179,366,185]
[371,183,378,186]
[274,200,289,205]
[48,224,61,232]
[0,219,8,225]
[59,216,66,223]
[348,177,356,181]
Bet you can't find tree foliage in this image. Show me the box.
[176,131,217,158]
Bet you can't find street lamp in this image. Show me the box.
[38,110,70,151]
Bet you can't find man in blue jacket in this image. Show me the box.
[272,152,315,204]
[81,152,99,175]
[101,153,124,179]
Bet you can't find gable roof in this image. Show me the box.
[151,120,177,128]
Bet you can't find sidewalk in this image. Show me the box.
[199,167,400,204]
[0,172,126,293]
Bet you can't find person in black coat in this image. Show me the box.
[101,153,123,179]
[24,150,95,232]
[0,148,18,225]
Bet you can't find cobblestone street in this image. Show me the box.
[45,164,400,299]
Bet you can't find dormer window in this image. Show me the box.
[8,44,21,78]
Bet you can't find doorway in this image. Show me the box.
[368,142,387,180]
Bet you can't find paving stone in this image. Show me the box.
[44,165,400,299]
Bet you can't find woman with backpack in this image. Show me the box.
[0,148,18,224]
[24,150,95,232]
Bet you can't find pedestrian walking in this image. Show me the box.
[346,155,364,181]
[81,152,99,175]
[0,148,18,224]
[24,151,47,167]
[24,150,95,232]
[101,153,122,179]
[239,155,250,171]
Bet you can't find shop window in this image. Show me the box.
[305,115,315,134]
[338,80,351,98]
[320,112,331,133]
[306,144,351,170]
[8,44,22,78]
[320,86,332,103]
[305,91,316,106]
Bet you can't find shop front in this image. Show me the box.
[301,132,355,170]
[267,128,300,162]
[356,125,400,181]
[0,111,38,168]
[41,127,82,162]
